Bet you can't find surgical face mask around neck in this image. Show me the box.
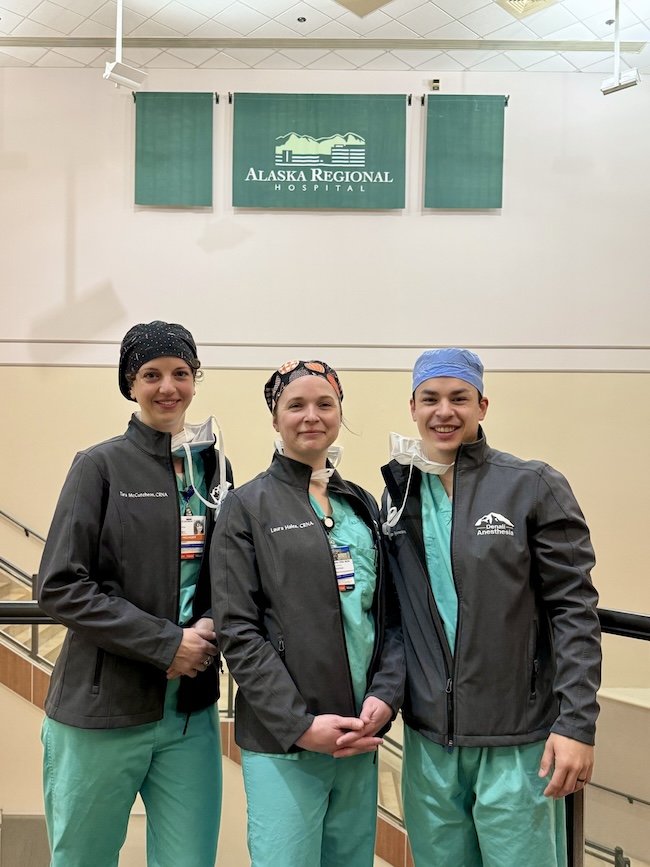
[171,419,215,456]
[274,440,343,483]
[390,432,454,476]
[174,417,231,515]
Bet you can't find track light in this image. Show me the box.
[104,0,147,90]
[103,60,148,89]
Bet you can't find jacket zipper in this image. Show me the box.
[445,677,454,747]
[278,635,286,661]
[396,458,458,748]
[310,493,357,714]
[446,457,460,748]
[390,459,457,747]
[91,648,104,695]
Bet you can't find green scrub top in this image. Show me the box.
[420,474,457,652]
[310,493,377,713]
[175,452,206,626]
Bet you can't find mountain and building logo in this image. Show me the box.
[244,129,394,193]
[275,131,366,166]
[475,512,515,536]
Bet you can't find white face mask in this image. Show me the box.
[389,432,454,476]
[173,416,231,515]
[382,433,453,536]
[274,440,343,484]
[171,419,215,456]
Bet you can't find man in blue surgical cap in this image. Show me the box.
[380,348,601,867]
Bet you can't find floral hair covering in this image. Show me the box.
[264,360,343,413]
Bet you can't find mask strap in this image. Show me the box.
[382,455,415,536]
[182,416,231,515]
[311,467,335,483]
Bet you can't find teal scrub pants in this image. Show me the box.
[42,682,222,867]
[403,727,567,867]
[241,749,378,867]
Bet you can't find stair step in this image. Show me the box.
[0,581,32,601]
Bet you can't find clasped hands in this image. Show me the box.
[295,697,393,758]
[166,617,218,679]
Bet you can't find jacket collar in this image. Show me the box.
[268,451,349,495]
[382,425,489,491]
[125,413,172,459]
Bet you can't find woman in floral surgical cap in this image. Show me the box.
[211,360,404,867]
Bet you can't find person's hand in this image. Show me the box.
[333,697,392,757]
[166,625,217,679]
[295,715,378,756]
[192,617,215,638]
[539,733,595,798]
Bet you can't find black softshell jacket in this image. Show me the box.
[38,414,232,728]
[381,430,601,749]
[211,452,405,754]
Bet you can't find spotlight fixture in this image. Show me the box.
[103,0,147,90]
[601,68,641,95]
[103,60,148,89]
[601,0,640,95]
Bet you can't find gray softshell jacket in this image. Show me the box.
[211,452,405,754]
[38,414,232,728]
[381,429,601,749]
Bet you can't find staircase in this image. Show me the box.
[0,511,65,669]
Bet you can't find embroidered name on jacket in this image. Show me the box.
[269,521,315,534]
[474,512,514,536]
[120,490,169,498]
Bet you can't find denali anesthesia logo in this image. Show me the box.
[244,131,395,195]
[475,512,515,536]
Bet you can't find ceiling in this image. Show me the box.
[0,0,648,74]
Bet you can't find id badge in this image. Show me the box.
[332,545,355,592]
[180,515,205,560]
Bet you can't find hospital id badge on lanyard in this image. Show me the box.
[180,515,205,560]
[331,545,355,592]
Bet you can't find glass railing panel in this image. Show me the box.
[585,631,650,867]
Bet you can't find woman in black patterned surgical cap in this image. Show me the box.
[211,359,405,867]
[38,321,232,867]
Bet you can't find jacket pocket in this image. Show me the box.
[91,648,105,695]
[528,621,539,699]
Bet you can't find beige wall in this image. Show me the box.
[2,365,649,621]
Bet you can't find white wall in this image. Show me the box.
[1,67,649,370]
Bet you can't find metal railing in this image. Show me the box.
[0,601,648,864]
[0,509,46,544]
[0,556,32,587]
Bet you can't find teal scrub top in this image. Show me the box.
[420,474,457,652]
[310,493,377,713]
[175,452,207,626]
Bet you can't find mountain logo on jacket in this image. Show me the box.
[474,512,515,536]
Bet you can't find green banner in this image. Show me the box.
[232,93,406,210]
[135,92,213,207]
[425,95,505,210]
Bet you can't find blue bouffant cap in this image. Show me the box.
[412,348,484,395]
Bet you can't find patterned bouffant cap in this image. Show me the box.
[264,360,343,413]
[119,320,200,401]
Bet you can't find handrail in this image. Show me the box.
[0,508,46,544]
[598,608,650,641]
[0,555,33,587]
[0,600,52,625]
[588,781,650,808]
